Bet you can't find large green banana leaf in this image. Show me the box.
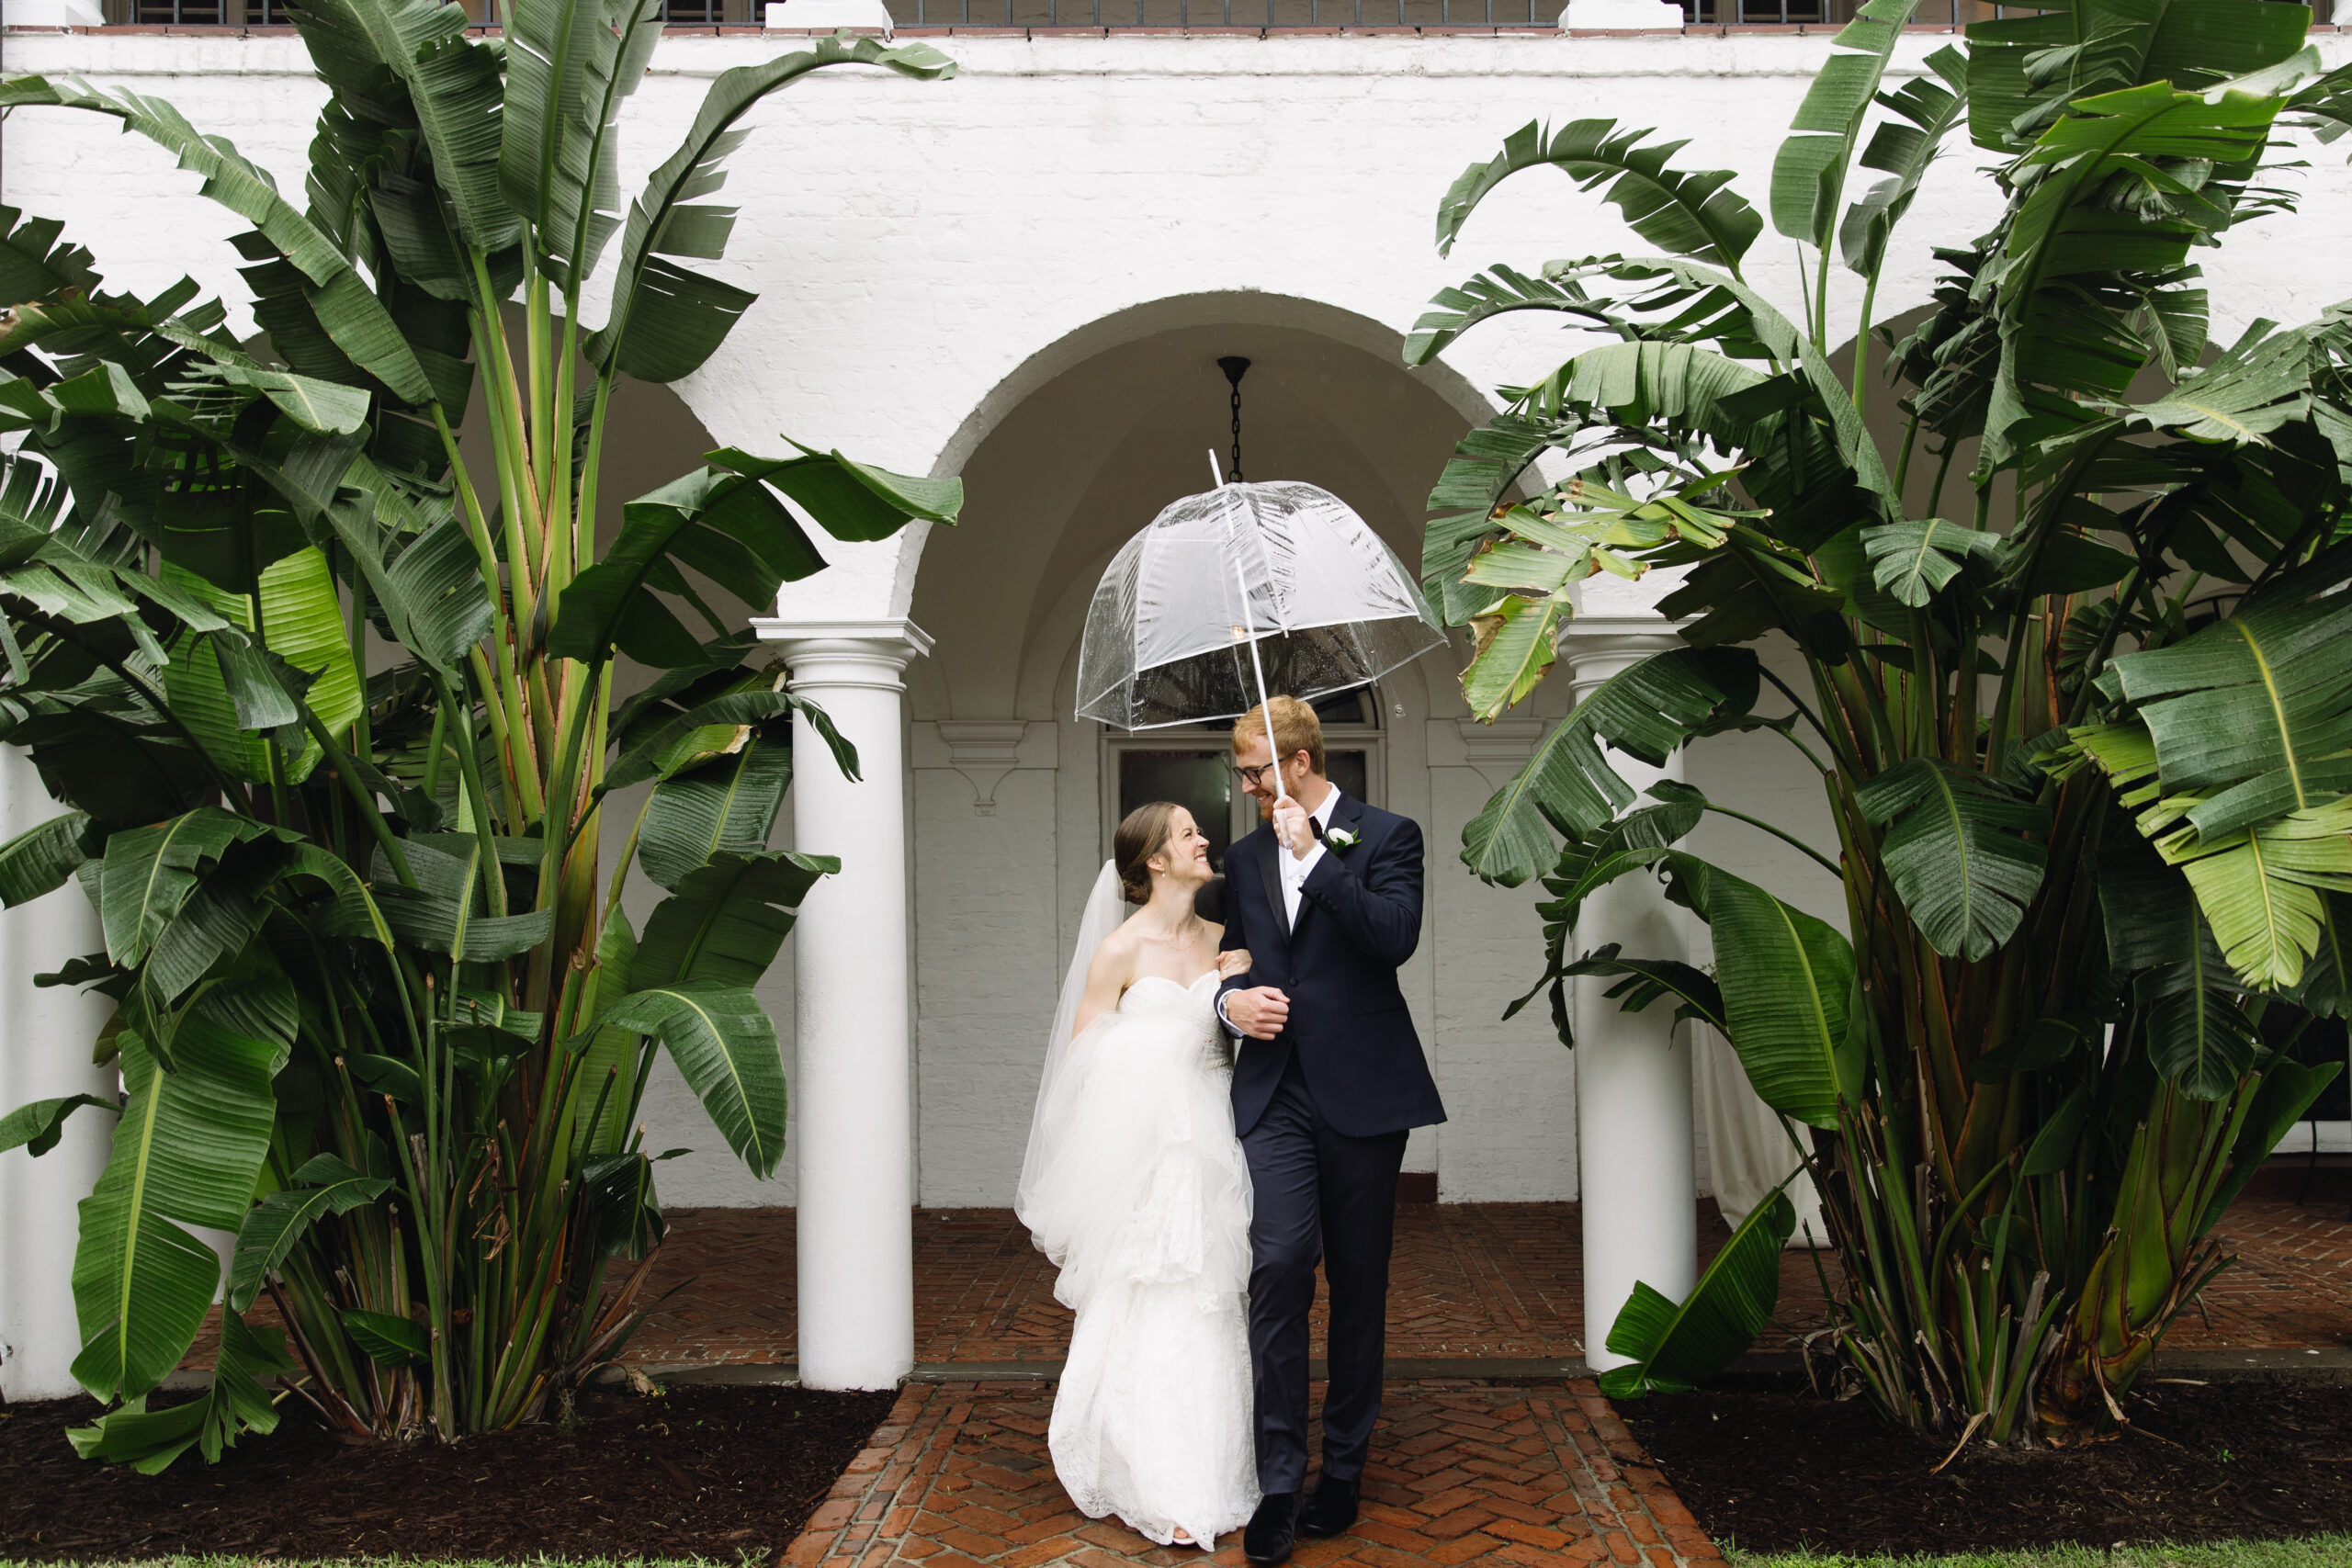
[1601,1190,1798,1398]
[588,36,956,383]
[634,849,835,990]
[1855,759,2051,961]
[1770,0,1924,251]
[636,737,795,893]
[594,983,786,1179]
[1708,867,1863,1129]
[548,452,958,669]
[71,969,290,1404]
[226,1154,392,1314]
[499,0,662,287]
[1461,648,1759,886]
[0,80,431,403]
[1433,118,1761,272]
[68,1308,297,1473]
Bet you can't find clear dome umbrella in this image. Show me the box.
[1076,465,1447,802]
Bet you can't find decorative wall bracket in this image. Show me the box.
[918,721,1057,816]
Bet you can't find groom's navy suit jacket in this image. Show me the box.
[1216,790,1448,1139]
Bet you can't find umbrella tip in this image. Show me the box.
[1218,356,1250,387]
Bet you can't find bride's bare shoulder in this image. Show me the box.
[1086,920,1142,978]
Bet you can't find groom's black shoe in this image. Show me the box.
[1244,1492,1299,1564]
[1298,1474,1361,1538]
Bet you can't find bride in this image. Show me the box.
[1015,801,1261,1551]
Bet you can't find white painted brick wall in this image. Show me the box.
[6,27,2347,1211]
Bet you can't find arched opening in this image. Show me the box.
[899,300,1575,1209]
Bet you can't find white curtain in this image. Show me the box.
[1696,1025,1827,1247]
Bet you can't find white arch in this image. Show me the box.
[886,289,1501,620]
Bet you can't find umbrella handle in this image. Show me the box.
[1230,552,1290,810]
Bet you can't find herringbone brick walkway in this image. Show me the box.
[784,1380,1724,1567]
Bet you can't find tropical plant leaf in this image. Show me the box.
[2129,318,2315,445]
[0,1092,115,1158]
[548,455,954,670]
[1462,647,1760,886]
[294,0,517,254]
[499,0,662,288]
[1858,519,1996,607]
[1404,264,1629,368]
[2201,1055,2343,1227]
[0,808,90,908]
[632,849,834,990]
[1770,0,1926,249]
[225,1154,390,1313]
[0,79,432,403]
[1705,866,1862,1128]
[66,1307,296,1473]
[594,982,786,1179]
[1600,1190,1797,1398]
[2165,800,2352,993]
[340,1306,428,1366]
[1855,759,2051,960]
[634,735,794,892]
[371,839,554,962]
[71,971,289,1404]
[2105,585,2352,840]
[588,36,956,381]
[97,807,278,970]
[1839,45,1967,279]
[1459,592,1571,722]
[2137,924,2261,1100]
[707,444,966,545]
[1434,118,1762,272]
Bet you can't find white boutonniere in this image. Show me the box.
[1324,826,1361,850]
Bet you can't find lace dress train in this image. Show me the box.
[1017,972,1261,1549]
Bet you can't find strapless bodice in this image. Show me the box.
[1114,972,1231,1074]
[1117,971,1220,1021]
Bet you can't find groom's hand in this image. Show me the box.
[1227,986,1290,1041]
[1273,799,1315,860]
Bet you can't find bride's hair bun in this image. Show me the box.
[1114,801,1182,904]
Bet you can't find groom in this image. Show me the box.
[1216,694,1446,1565]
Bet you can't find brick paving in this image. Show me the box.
[783,1379,1724,1567]
[623,1193,2352,1369]
[167,1192,2347,1565]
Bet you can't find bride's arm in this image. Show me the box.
[1070,931,1134,1037]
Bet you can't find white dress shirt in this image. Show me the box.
[1278,785,1343,930]
[1216,785,1345,1039]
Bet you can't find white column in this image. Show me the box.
[0,748,114,1401]
[755,616,928,1391]
[4,0,107,24]
[1566,618,1695,1372]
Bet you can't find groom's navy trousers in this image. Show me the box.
[1218,790,1447,1494]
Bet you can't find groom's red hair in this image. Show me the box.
[1233,695,1325,774]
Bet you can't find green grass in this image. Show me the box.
[1728,1541,2352,1568]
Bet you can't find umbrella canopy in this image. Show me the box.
[1076,479,1447,732]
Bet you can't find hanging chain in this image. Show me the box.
[1227,378,1245,483]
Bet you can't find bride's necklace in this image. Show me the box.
[1136,908,1202,948]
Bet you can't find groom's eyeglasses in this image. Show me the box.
[1234,762,1282,788]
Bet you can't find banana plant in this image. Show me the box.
[1415,0,2350,1444]
[0,8,960,1469]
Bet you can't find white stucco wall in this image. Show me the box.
[5,24,2349,1216]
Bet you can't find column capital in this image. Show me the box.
[1559,615,1693,697]
[754,616,934,688]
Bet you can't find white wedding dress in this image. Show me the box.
[1015,865,1261,1550]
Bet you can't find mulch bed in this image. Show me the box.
[0,1382,893,1562]
[1623,1377,2352,1555]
